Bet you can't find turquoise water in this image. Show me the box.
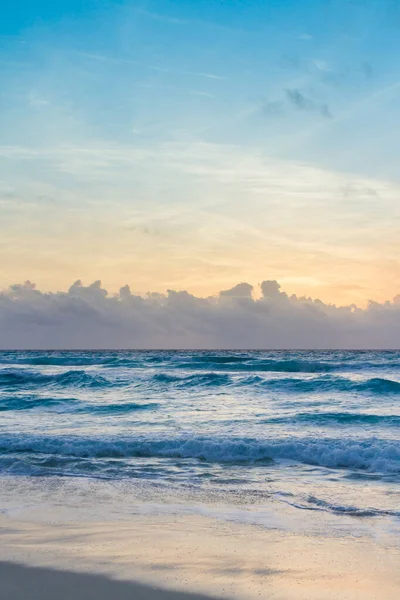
[0,350,399,530]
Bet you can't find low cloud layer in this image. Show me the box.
[0,280,399,349]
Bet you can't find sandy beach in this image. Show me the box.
[1,508,400,600]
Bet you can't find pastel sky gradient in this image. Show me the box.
[1,0,400,306]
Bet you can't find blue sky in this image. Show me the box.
[1,0,400,304]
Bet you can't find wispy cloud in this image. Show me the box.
[285,88,332,118]
[313,59,331,73]
[134,8,246,34]
[77,51,226,81]
[137,82,214,98]
[27,91,51,109]
[261,89,332,119]
[296,33,313,40]
[134,8,190,26]
[360,62,373,78]
[261,99,285,116]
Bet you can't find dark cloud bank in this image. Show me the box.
[0,280,399,349]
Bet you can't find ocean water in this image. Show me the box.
[1,350,399,542]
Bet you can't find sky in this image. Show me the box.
[1,0,400,310]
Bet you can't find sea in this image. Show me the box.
[0,350,399,546]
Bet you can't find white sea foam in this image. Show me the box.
[1,434,399,474]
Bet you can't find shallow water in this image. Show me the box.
[0,350,399,542]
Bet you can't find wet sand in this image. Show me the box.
[1,512,399,600]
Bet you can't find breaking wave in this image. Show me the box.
[1,434,399,475]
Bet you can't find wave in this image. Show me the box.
[1,435,399,474]
[0,356,112,367]
[82,402,159,414]
[1,351,399,373]
[275,493,400,518]
[0,395,78,412]
[153,373,400,394]
[111,371,400,395]
[258,375,400,394]
[303,495,400,518]
[0,395,158,414]
[0,368,232,390]
[177,355,400,373]
[153,372,232,387]
[179,359,342,373]
[0,369,116,389]
[1,364,399,396]
[267,412,400,426]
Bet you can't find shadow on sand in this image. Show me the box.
[0,561,220,600]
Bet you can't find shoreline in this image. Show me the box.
[1,510,400,600]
